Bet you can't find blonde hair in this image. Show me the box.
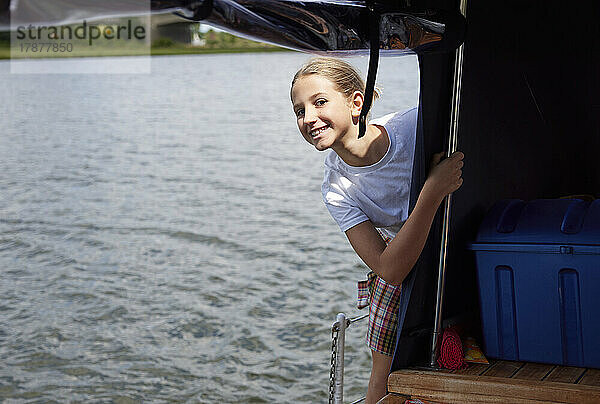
[290,57,380,104]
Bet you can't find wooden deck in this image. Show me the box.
[379,360,600,403]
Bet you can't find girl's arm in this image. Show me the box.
[345,151,464,285]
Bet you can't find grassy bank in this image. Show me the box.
[0,29,291,60]
[0,44,291,60]
[150,46,290,56]
[0,46,290,60]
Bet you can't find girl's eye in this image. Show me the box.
[295,108,305,118]
[316,99,327,106]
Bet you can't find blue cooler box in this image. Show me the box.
[470,199,600,368]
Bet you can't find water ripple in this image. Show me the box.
[0,52,418,402]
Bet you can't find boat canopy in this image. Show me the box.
[1,0,465,55]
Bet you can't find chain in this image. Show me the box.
[328,315,368,403]
[328,321,339,404]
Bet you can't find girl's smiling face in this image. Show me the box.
[291,74,361,151]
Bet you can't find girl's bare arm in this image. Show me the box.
[345,151,464,285]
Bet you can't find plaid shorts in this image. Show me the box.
[357,232,402,356]
[358,272,402,356]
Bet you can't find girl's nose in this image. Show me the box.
[304,106,317,124]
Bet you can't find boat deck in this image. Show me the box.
[379,359,600,403]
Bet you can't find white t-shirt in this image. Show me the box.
[321,107,418,240]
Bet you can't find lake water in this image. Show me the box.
[0,52,419,403]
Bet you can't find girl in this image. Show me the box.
[290,57,464,403]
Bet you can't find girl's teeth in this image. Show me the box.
[311,127,327,137]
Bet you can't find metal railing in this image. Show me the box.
[328,312,369,404]
[429,0,468,369]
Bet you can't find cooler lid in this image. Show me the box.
[474,199,600,245]
[469,243,600,255]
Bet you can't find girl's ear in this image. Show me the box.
[350,91,364,118]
